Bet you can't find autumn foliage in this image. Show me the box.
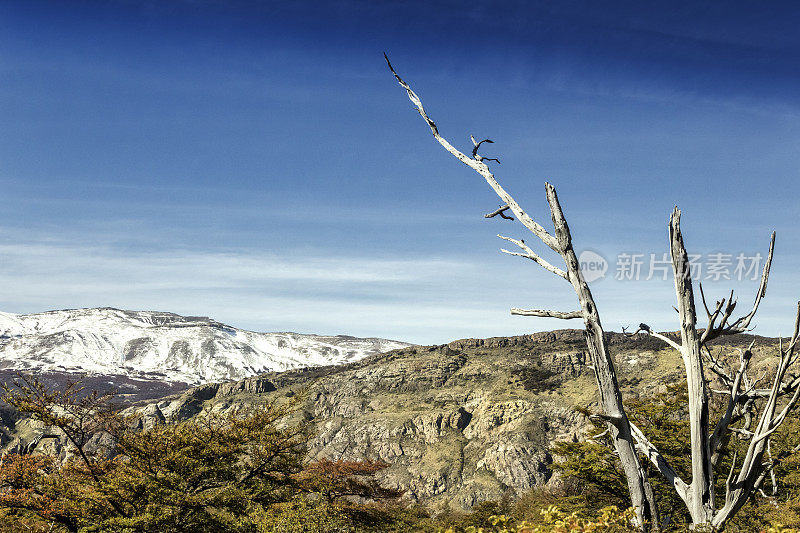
[0,375,399,532]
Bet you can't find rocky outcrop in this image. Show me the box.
[476,443,552,490]
[141,331,623,511]
[217,376,277,396]
[4,330,766,513]
[132,403,166,430]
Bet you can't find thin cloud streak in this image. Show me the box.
[0,236,565,343]
[0,242,474,287]
[0,238,794,345]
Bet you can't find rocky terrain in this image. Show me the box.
[2,328,781,513]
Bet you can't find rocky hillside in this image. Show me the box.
[3,329,780,513]
[127,330,749,512]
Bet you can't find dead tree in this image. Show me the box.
[386,56,800,530]
[629,210,800,529]
[385,55,660,531]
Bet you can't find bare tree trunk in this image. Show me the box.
[547,185,660,530]
[385,57,658,529]
[385,55,799,531]
[642,211,798,530]
[669,208,714,525]
[712,303,800,528]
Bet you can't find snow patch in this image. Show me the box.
[0,308,409,385]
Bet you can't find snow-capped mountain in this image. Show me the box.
[0,308,410,384]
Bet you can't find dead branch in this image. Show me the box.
[485,204,514,220]
[702,233,775,344]
[510,308,582,319]
[384,53,561,253]
[633,323,683,353]
[629,421,689,504]
[387,54,659,530]
[497,234,568,279]
[471,135,500,164]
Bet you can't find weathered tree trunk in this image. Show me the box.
[669,209,714,525]
[547,185,660,530]
[386,54,800,531]
[386,57,658,530]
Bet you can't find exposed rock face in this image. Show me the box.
[133,403,166,431]
[3,329,773,513]
[217,376,277,396]
[477,443,551,490]
[139,329,692,511]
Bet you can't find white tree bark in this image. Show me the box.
[386,55,659,531]
[669,208,715,524]
[640,211,798,530]
[386,54,800,531]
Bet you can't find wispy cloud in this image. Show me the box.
[0,234,795,345]
[0,237,504,342]
[0,241,473,289]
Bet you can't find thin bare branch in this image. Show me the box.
[734,232,776,330]
[510,308,582,319]
[700,298,726,343]
[711,348,753,464]
[766,440,778,496]
[485,204,514,220]
[719,290,738,330]
[635,323,683,352]
[629,421,689,504]
[787,301,800,359]
[385,54,561,252]
[724,450,738,502]
[497,235,568,279]
[699,283,713,319]
[471,135,500,164]
[704,346,733,385]
[705,233,775,343]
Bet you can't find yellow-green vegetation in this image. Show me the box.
[550,380,800,532]
[435,507,800,533]
[1,332,796,531]
[191,331,711,513]
[0,375,405,532]
[440,506,639,533]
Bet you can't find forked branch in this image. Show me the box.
[485,204,514,220]
[384,53,561,253]
[387,54,659,530]
[497,234,568,279]
[471,135,500,164]
[701,233,775,344]
[713,304,800,527]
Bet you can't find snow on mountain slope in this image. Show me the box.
[0,308,410,384]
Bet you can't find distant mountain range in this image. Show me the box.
[0,308,410,384]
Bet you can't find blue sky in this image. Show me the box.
[1,1,799,344]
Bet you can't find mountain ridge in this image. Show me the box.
[147,328,776,510]
[1,327,783,511]
[0,307,410,385]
